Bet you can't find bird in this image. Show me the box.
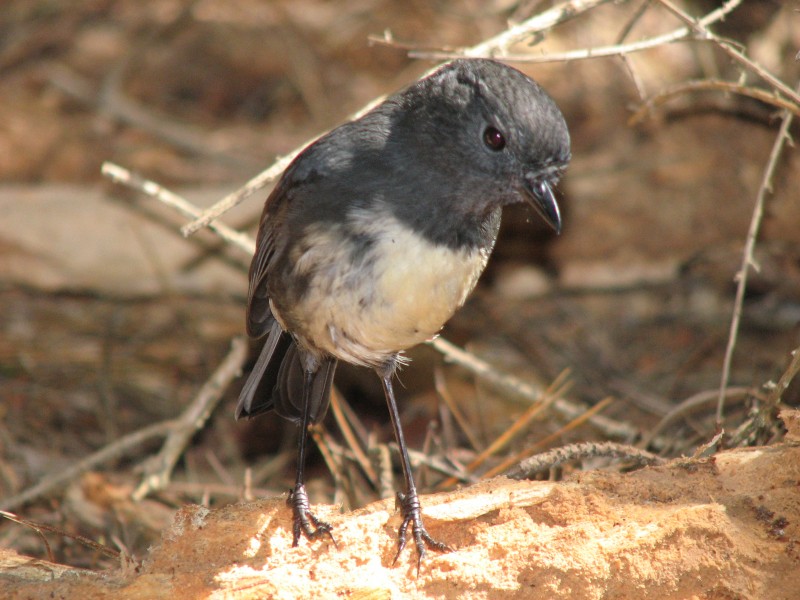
[236,58,570,568]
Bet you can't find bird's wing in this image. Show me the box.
[245,181,291,339]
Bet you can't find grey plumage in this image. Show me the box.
[236,58,571,567]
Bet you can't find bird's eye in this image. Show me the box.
[483,126,506,151]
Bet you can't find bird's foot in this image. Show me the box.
[287,484,337,548]
[393,489,452,571]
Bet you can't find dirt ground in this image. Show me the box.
[3,415,800,599]
[1,1,800,598]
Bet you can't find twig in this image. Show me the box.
[133,336,249,501]
[437,370,571,489]
[101,161,256,254]
[726,348,800,447]
[629,79,800,125]
[179,151,298,237]
[429,337,643,444]
[655,0,800,108]
[178,95,384,237]
[505,441,665,480]
[388,444,474,483]
[179,0,614,236]
[716,83,798,427]
[403,0,742,64]
[460,0,612,58]
[641,387,753,450]
[310,426,351,514]
[764,347,800,408]
[433,366,482,452]
[0,510,55,562]
[611,0,654,103]
[0,421,176,512]
[330,388,378,486]
[0,510,121,561]
[483,396,615,479]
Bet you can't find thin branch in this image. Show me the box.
[483,396,615,479]
[178,99,385,238]
[460,0,612,58]
[437,371,571,489]
[0,421,176,512]
[716,83,798,427]
[0,511,55,562]
[629,79,800,125]
[0,510,120,561]
[179,151,298,237]
[433,366,482,453]
[764,347,800,409]
[640,387,753,450]
[403,0,742,63]
[133,337,249,501]
[612,0,655,103]
[389,444,473,483]
[655,0,800,107]
[429,337,645,445]
[101,162,256,255]
[329,388,378,486]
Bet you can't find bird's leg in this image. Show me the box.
[288,367,336,548]
[379,363,452,570]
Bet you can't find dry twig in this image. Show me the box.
[403,0,741,64]
[133,337,249,501]
[716,84,798,427]
[330,389,378,486]
[727,348,800,447]
[0,421,176,512]
[0,510,121,562]
[764,347,800,409]
[640,387,753,450]
[483,397,616,479]
[437,370,571,489]
[429,337,642,444]
[101,162,255,254]
[629,79,800,125]
[655,0,800,107]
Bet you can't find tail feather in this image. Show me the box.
[274,344,337,425]
[236,319,337,425]
[236,319,291,419]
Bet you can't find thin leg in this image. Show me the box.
[288,368,337,548]
[379,367,452,570]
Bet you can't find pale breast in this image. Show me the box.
[279,209,494,366]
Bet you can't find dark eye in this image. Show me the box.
[483,126,506,151]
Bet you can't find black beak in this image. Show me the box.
[522,178,562,234]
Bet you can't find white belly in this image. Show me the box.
[282,209,493,366]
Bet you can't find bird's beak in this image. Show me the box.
[522,177,562,235]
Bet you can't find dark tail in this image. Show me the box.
[236,319,337,425]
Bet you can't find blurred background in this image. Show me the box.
[1,0,799,569]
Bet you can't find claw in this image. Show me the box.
[393,490,452,572]
[288,484,338,549]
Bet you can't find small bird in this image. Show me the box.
[236,58,570,567]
